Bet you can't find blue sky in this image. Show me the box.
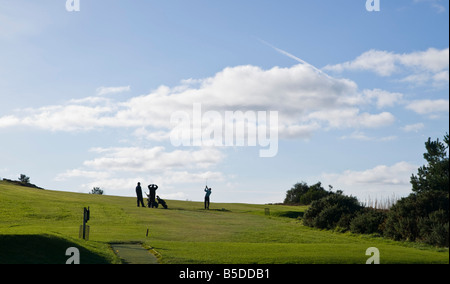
[0,0,448,204]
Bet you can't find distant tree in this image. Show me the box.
[284,182,332,205]
[284,182,309,204]
[384,133,449,247]
[410,133,449,194]
[90,187,104,195]
[18,174,30,185]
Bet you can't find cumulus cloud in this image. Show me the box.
[324,50,399,76]
[362,89,404,108]
[307,108,395,129]
[0,63,396,139]
[321,162,418,197]
[405,99,450,115]
[84,146,224,172]
[323,162,417,186]
[55,146,226,196]
[324,47,449,86]
[0,115,20,128]
[402,123,425,133]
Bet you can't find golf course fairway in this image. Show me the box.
[1,181,448,264]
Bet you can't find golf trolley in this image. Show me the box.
[146,194,168,209]
[145,187,168,209]
[156,195,168,209]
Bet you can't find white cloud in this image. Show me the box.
[84,146,224,173]
[0,115,20,128]
[362,89,404,108]
[323,162,417,186]
[402,123,425,133]
[324,49,398,76]
[324,47,449,86]
[322,162,418,198]
[340,131,397,141]
[0,63,396,139]
[433,70,450,85]
[18,104,118,132]
[56,146,226,197]
[405,99,449,115]
[307,108,395,129]
[399,47,449,72]
[96,86,131,96]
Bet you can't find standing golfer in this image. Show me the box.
[136,182,145,207]
[148,184,158,208]
[204,186,212,210]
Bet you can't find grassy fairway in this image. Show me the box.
[0,181,448,264]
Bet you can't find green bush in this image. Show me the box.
[418,209,449,247]
[284,182,332,205]
[383,191,449,246]
[303,192,362,231]
[350,208,387,235]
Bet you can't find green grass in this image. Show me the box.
[0,180,448,264]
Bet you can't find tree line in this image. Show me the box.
[284,133,449,247]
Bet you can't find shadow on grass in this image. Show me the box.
[272,211,304,219]
[0,234,111,264]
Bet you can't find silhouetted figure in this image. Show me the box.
[204,186,212,210]
[148,184,158,208]
[157,195,168,209]
[136,182,145,207]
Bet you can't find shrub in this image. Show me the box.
[383,191,449,246]
[418,209,449,247]
[350,208,387,235]
[303,192,363,231]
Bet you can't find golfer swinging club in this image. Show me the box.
[204,185,212,210]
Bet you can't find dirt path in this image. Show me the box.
[110,243,159,264]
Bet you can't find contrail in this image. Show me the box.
[257,38,329,77]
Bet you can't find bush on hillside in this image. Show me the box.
[418,209,449,247]
[284,182,332,205]
[303,192,363,231]
[350,208,387,235]
[383,190,449,246]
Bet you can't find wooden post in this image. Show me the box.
[81,207,90,240]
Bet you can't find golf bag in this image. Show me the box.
[157,195,168,209]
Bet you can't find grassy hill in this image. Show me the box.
[0,180,448,264]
